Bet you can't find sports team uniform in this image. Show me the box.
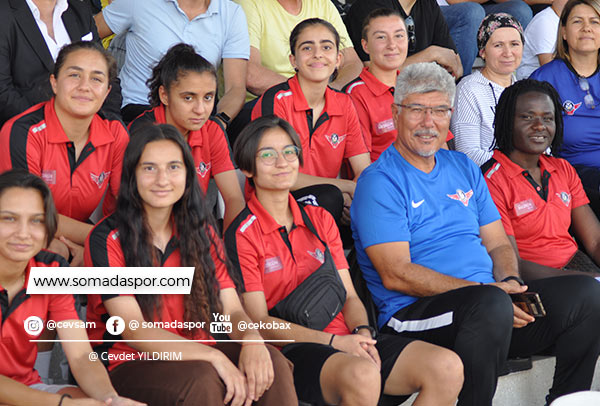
[225,193,414,406]
[129,106,235,193]
[343,68,397,162]
[84,214,235,370]
[225,193,350,334]
[0,100,129,221]
[483,150,589,269]
[351,146,499,327]
[351,145,600,406]
[0,252,75,386]
[530,59,600,170]
[252,75,369,179]
[344,67,453,162]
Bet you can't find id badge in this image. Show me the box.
[514,199,537,216]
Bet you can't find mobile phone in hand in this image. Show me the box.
[510,292,546,317]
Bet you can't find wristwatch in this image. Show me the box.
[215,111,231,128]
[501,276,525,286]
[352,325,376,338]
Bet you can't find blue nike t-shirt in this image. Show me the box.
[351,146,500,328]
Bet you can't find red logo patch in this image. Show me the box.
[90,171,110,188]
[325,133,347,149]
[196,162,211,178]
[307,248,325,264]
[556,191,571,207]
[447,189,474,207]
[563,100,582,116]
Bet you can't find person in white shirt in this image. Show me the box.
[517,0,569,79]
[451,13,524,166]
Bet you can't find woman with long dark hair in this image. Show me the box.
[84,124,296,406]
[0,41,129,266]
[226,116,463,406]
[531,0,600,215]
[0,170,142,406]
[129,43,245,228]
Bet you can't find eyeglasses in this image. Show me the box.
[579,77,595,109]
[396,103,452,120]
[405,16,416,52]
[257,145,300,165]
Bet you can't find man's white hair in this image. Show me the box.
[394,62,456,106]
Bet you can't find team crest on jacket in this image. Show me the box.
[563,100,582,116]
[308,248,325,264]
[90,171,110,188]
[196,162,211,178]
[556,191,571,207]
[325,133,346,149]
[447,189,474,207]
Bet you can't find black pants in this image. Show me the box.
[380,276,600,406]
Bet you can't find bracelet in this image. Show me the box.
[352,325,377,339]
[501,276,525,286]
[58,393,72,406]
[328,334,336,346]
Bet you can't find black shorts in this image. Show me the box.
[281,334,414,405]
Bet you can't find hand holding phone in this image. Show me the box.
[510,292,546,318]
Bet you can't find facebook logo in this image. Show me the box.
[106,315,125,336]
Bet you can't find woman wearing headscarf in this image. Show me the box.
[451,13,524,166]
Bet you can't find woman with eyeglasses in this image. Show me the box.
[0,170,142,406]
[531,0,600,217]
[451,13,524,166]
[252,18,371,226]
[225,115,463,406]
[84,123,296,406]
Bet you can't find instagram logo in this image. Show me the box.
[24,316,44,336]
[106,316,125,336]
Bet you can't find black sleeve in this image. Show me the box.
[0,4,37,126]
[429,0,457,52]
[345,1,376,62]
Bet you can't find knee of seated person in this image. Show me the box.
[430,349,464,390]
[178,362,225,401]
[266,344,294,378]
[500,1,533,26]
[408,344,464,397]
[458,285,513,325]
[459,2,486,20]
[314,184,344,209]
[338,358,381,401]
[560,275,600,311]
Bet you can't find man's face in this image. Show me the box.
[392,91,452,165]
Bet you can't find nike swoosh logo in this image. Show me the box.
[411,199,424,208]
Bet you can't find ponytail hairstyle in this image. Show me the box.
[147,43,217,107]
[115,123,229,336]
